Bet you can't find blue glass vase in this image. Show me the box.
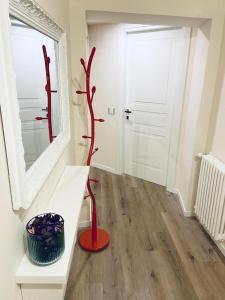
[26,213,65,265]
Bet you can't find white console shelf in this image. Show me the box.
[16,166,89,300]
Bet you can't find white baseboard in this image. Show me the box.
[173,188,195,217]
[166,186,175,193]
[215,241,225,257]
[92,162,121,175]
[174,191,225,258]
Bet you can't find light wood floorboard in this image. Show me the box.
[65,168,225,300]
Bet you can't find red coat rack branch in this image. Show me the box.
[77,47,110,252]
[35,45,57,143]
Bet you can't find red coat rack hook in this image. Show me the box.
[77,47,110,252]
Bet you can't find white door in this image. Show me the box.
[10,22,58,169]
[124,27,189,186]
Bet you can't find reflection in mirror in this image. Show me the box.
[10,16,61,170]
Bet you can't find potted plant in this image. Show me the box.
[26,213,65,265]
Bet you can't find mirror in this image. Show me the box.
[10,17,61,170]
[0,0,70,210]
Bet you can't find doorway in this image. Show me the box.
[87,18,209,193]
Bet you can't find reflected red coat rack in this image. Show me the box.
[35,45,57,143]
[77,47,110,252]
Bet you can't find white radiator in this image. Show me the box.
[195,154,225,241]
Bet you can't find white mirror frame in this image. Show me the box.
[0,0,70,210]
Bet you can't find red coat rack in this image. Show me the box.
[35,45,57,143]
[77,47,110,252]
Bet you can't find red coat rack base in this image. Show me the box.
[79,228,110,252]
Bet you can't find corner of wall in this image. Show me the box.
[173,188,195,217]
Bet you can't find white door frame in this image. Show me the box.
[117,25,190,192]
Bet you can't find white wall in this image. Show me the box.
[211,23,225,162]
[0,117,23,300]
[0,1,73,300]
[88,24,124,173]
[175,22,210,213]
[212,77,225,161]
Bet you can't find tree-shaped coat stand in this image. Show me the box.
[77,47,110,252]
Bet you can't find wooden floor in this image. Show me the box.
[65,168,225,300]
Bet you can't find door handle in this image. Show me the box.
[124,109,132,120]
